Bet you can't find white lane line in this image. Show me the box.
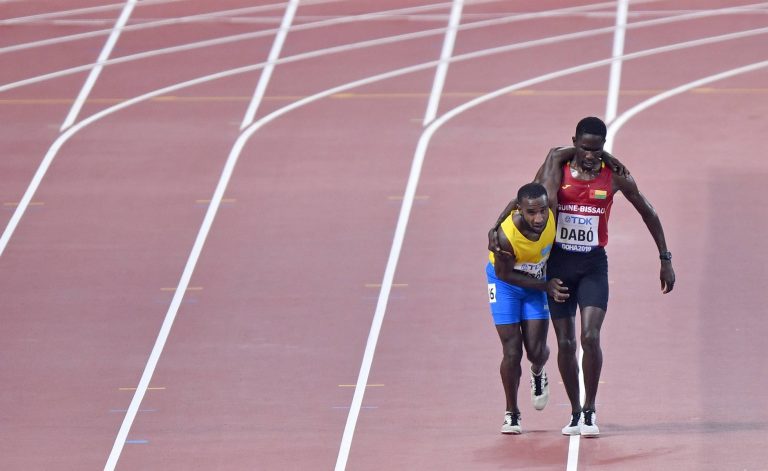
[605,0,629,124]
[0,0,443,55]
[568,55,768,471]
[0,2,304,55]
[60,0,137,131]
[0,0,620,92]
[320,24,768,471]
[6,10,760,266]
[337,0,462,464]
[5,0,759,95]
[568,348,586,471]
[1,5,765,470]
[335,3,464,468]
[240,0,299,129]
[422,0,463,126]
[0,5,760,470]
[3,13,765,262]
[568,1,631,468]
[103,2,302,466]
[607,59,768,148]
[0,0,181,25]
[567,429,581,470]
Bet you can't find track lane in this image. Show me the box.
[4,1,759,469]
[0,2,276,468]
[345,3,768,469]
[110,1,452,466]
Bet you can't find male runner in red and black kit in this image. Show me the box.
[491,117,675,437]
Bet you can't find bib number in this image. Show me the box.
[488,283,497,303]
[556,212,598,252]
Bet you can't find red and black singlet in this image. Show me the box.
[555,162,614,253]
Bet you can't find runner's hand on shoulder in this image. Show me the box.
[660,262,675,293]
[601,151,630,177]
[547,278,569,302]
[488,225,514,256]
[488,225,501,253]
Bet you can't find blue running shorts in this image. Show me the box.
[486,262,550,325]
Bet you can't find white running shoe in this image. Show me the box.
[500,411,522,434]
[530,367,549,411]
[581,410,599,437]
[561,412,582,436]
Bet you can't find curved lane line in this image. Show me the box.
[0,0,182,25]
[571,57,768,470]
[101,1,301,466]
[0,0,619,93]
[240,0,299,129]
[0,1,343,55]
[335,3,467,466]
[5,0,762,93]
[0,2,757,467]
[422,0,464,126]
[103,1,300,466]
[60,0,137,131]
[605,0,630,124]
[2,12,766,260]
[322,26,768,471]
[0,2,634,260]
[568,1,632,467]
[607,60,768,150]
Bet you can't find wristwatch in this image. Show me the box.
[659,251,672,261]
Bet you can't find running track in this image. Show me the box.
[1,1,767,470]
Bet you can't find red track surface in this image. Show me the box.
[1,1,767,470]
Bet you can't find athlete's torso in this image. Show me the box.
[555,161,614,253]
[489,209,555,279]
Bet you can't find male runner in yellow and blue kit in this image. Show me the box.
[486,182,569,434]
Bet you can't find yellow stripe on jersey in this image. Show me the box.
[489,209,555,279]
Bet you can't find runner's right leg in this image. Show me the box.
[497,324,524,414]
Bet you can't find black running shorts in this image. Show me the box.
[546,245,609,318]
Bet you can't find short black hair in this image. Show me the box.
[575,116,607,138]
[517,182,547,203]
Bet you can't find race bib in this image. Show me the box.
[556,212,598,252]
[488,283,497,303]
[515,259,546,280]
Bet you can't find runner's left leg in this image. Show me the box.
[580,306,606,411]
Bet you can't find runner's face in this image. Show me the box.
[572,133,605,171]
[519,195,549,234]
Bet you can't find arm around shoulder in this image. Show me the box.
[534,147,574,183]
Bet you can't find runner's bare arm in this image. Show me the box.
[489,147,571,251]
[494,228,570,300]
[535,146,629,178]
[493,230,546,290]
[613,173,676,293]
[534,147,574,184]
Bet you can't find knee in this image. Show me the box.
[581,329,601,351]
[557,337,578,356]
[502,345,523,365]
[526,344,549,363]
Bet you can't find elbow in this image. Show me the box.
[641,207,659,224]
